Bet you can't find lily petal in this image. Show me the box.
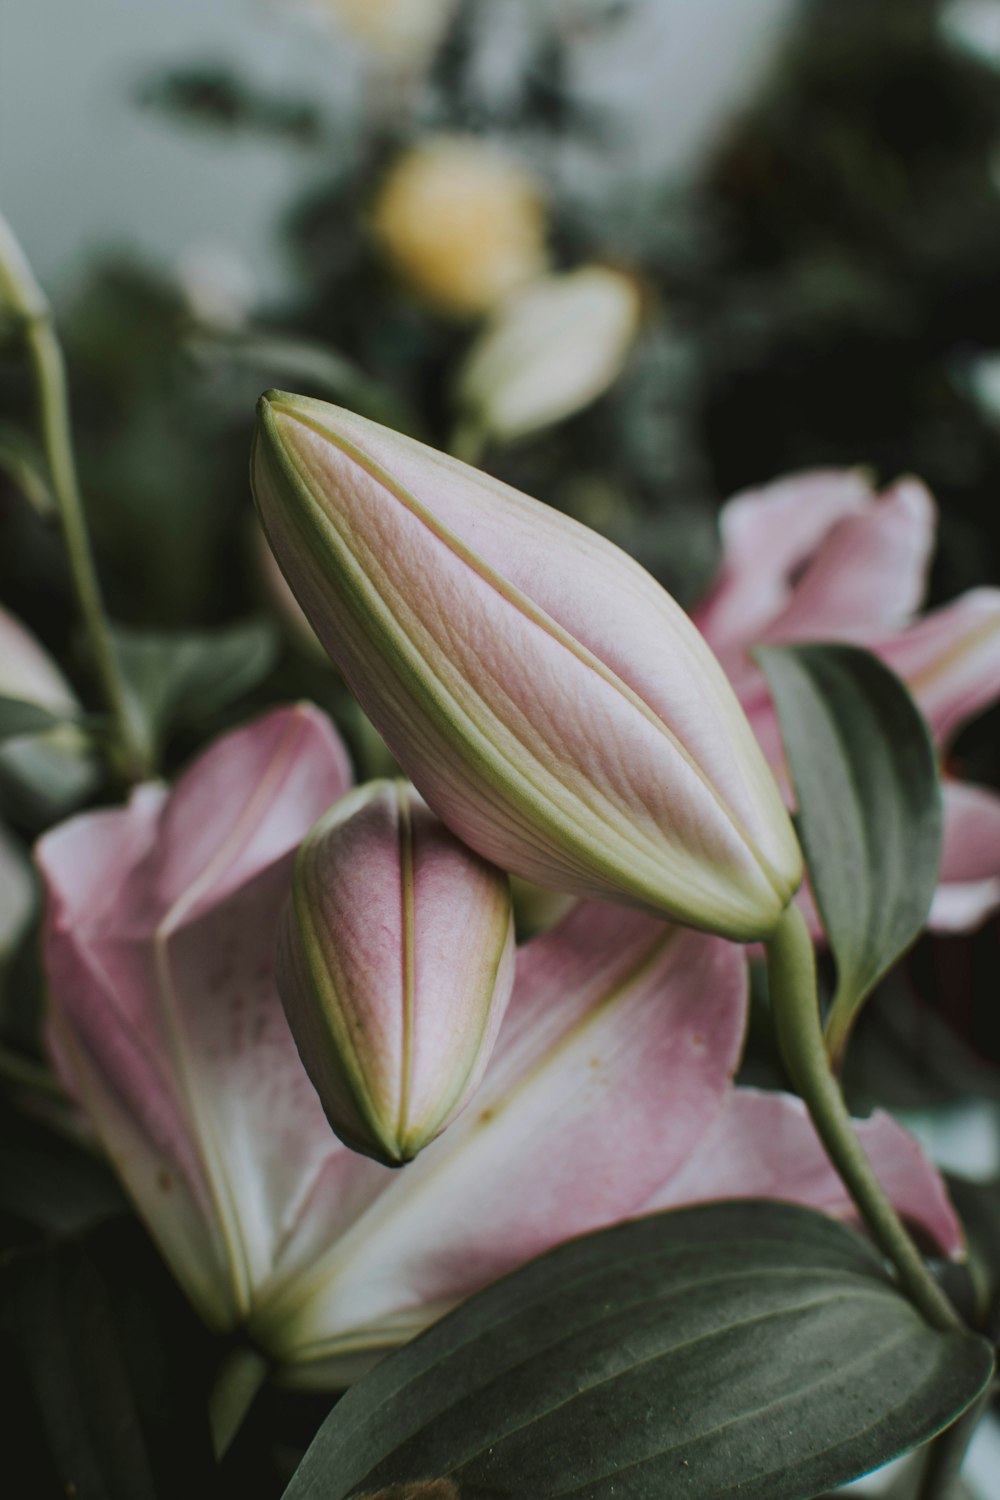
[37,704,363,1330]
[875,587,1000,748]
[644,1087,963,1260]
[256,899,748,1382]
[929,781,1000,931]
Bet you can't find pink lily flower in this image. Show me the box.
[37,706,961,1388]
[693,471,1000,931]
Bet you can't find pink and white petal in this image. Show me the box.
[874,588,1000,748]
[929,781,1000,932]
[642,1088,963,1260]
[268,902,748,1374]
[695,470,875,657]
[760,479,935,645]
[0,604,80,714]
[47,1006,235,1330]
[160,859,389,1316]
[149,704,352,923]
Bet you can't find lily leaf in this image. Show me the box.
[282,1202,992,1500]
[0,695,72,740]
[112,618,279,763]
[756,643,942,1065]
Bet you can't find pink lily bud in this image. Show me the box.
[277,779,515,1166]
[252,393,803,942]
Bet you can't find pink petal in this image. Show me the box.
[874,588,1000,748]
[149,702,352,923]
[0,604,79,714]
[695,470,876,656]
[759,478,935,644]
[37,705,369,1330]
[929,781,1000,931]
[266,900,748,1375]
[643,1087,963,1260]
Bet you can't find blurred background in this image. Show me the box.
[3,0,1000,1486]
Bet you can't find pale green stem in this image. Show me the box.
[22,311,148,781]
[766,903,962,1334]
[915,1388,990,1500]
[208,1344,269,1459]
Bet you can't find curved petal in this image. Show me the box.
[875,588,1000,748]
[258,900,748,1382]
[149,703,353,923]
[643,1087,963,1259]
[929,781,1000,931]
[761,478,935,643]
[0,604,79,713]
[37,705,361,1331]
[695,470,875,658]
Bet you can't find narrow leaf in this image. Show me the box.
[0,695,70,739]
[755,644,942,1063]
[112,619,279,762]
[0,424,56,516]
[282,1202,992,1500]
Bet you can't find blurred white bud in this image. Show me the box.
[455,265,643,443]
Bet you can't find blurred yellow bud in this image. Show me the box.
[324,0,457,62]
[456,266,643,443]
[370,136,549,318]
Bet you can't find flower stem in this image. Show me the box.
[208,1344,269,1459]
[24,313,148,781]
[0,219,147,781]
[766,902,962,1334]
[915,1387,989,1500]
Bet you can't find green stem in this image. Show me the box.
[766,903,962,1334]
[208,1344,269,1459]
[23,312,148,781]
[915,1387,990,1500]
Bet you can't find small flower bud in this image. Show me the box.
[276,780,515,1165]
[455,266,642,443]
[369,136,548,318]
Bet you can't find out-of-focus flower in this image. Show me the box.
[37,737,959,1385]
[277,779,515,1165]
[454,265,643,445]
[692,471,1000,932]
[0,605,97,820]
[252,394,803,942]
[0,604,78,716]
[317,0,457,63]
[369,136,548,319]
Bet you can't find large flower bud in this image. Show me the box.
[252,393,803,941]
[276,780,515,1165]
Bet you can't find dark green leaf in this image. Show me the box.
[0,1217,215,1499]
[187,330,419,435]
[282,1202,992,1500]
[0,694,69,739]
[112,618,279,762]
[755,644,942,1063]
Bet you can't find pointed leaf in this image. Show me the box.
[756,644,942,1062]
[281,1202,992,1500]
[112,619,279,761]
[0,694,72,739]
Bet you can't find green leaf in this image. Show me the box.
[281,1203,992,1500]
[0,1217,215,1499]
[112,618,279,763]
[0,694,72,739]
[755,644,942,1064]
